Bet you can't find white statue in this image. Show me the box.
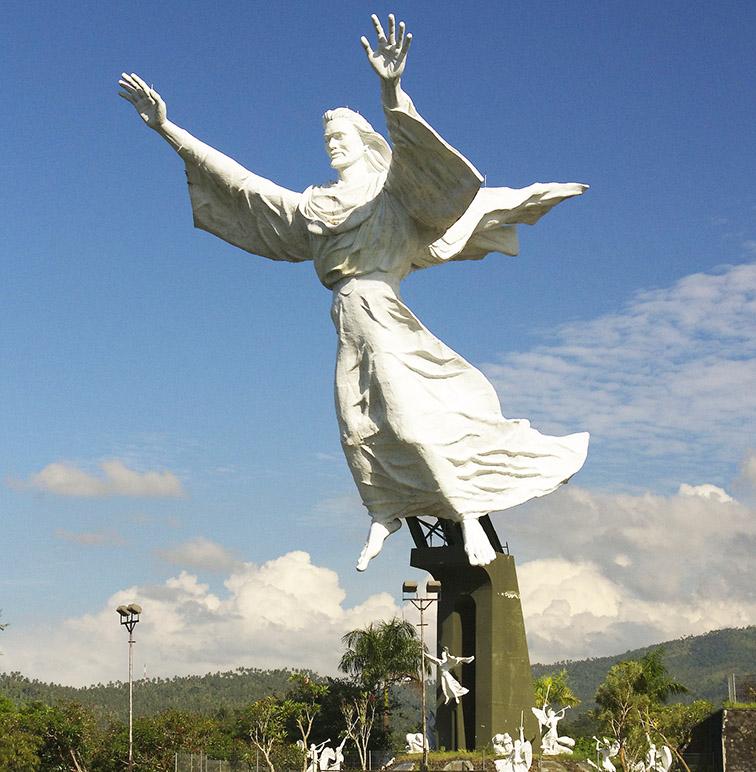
[631,735,673,772]
[319,737,348,771]
[427,647,474,704]
[405,732,425,754]
[118,14,589,572]
[492,725,532,772]
[492,733,512,757]
[531,702,575,755]
[306,740,330,772]
[587,737,621,772]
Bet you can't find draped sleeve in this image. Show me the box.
[383,92,483,236]
[415,182,589,268]
[180,139,311,263]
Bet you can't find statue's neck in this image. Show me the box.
[337,155,373,185]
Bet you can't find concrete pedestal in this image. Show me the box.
[409,523,537,750]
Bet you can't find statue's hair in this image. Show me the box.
[323,107,392,173]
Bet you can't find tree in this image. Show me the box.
[242,695,292,772]
[341,692,377,771]
[594,660,651,769]
[593,648,690,770]
[339,618,427,729]
[636,648,687,704]
[0,695,41,771]
[20,700,98,772]
[533,669,580,708]
[640,700,713,772]
[285,673,330,772]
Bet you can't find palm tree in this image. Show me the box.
[637,648,687,703]
[339,618,429,728]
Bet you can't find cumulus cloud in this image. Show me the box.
[483,261,756,484]
[156,537,242,572]
[497,481,756,663]
[55,529,126,546]
[740,450,756,488]
[2,551,399,686]
[678,483,733,502]
[13,459,184,498]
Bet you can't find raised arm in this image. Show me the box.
[360,14,412,111]
[118,73,270,186]
[118,73,310,263]
[360,16,482,235]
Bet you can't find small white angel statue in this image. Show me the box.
[531,702,575,755]
[587,737,621,772]
[427,647,474,704]
[630,734,673,772]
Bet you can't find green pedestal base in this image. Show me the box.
[410,546,537,750]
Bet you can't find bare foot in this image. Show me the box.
[356,519,401,571]
[461,518,497,566]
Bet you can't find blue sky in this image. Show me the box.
[2,1,755,684]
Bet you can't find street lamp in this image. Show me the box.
[403,579,440,772]
[116,603,141,771]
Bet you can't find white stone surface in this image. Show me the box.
[319,738,348,771]
[427,646,474,704]
[404,732,425,754]
[118,14,589,571]
[587,738,620,772]
[531,703,575,755]
[492,729,533,771]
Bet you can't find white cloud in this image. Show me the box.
[55,529,126,546]
[156,537,242,572]
[740,450,756,487]
[678,483,733,502]
[482,261,756,484]
[498,481,756,663]
[2,551,399,686]
[13,459,185,498]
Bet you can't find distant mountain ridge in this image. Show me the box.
[1,627,753,718]
[531,626,756,708]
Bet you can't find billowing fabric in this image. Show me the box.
[180,92,589,526]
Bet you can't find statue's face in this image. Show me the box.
[324,118,365,170]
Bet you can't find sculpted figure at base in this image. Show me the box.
[119,14,589,571]
[319,737,348,771]
[492,726,532,772]
[587,738,620,772]
[405,732,425,754]
[531,702,575,755]
[306,740,331,772]
[630,735,672,772]
[428,647,474,704]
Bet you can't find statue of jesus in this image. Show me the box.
[118,14,589,572]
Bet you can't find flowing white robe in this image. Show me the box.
[178,92,589,527]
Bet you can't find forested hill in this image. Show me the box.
[0,667,309,720]
[1,627,753,718]
[532,625,756,708]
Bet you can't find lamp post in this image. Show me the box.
[116,603,142,771]
[402,579,440,772]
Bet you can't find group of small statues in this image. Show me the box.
[299,737,348,772]
[491,725,533,772]
[586,735,672,772]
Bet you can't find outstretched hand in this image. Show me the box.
[360,13,412,82]
[118,73,167,130]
